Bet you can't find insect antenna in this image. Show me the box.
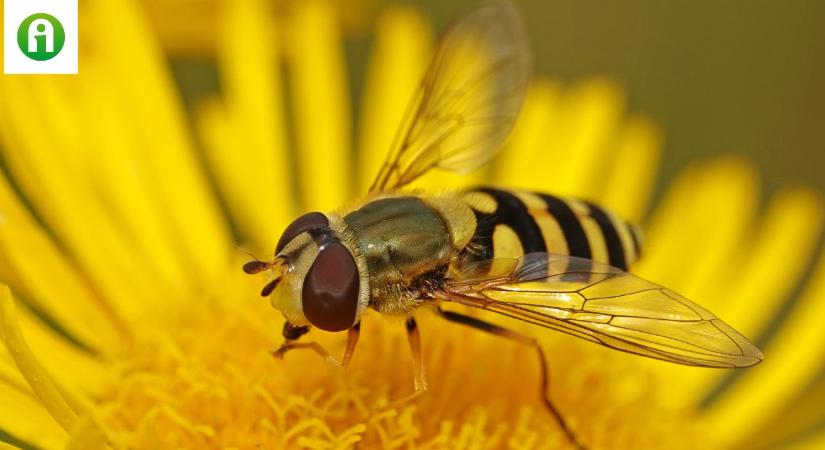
[237,246,273,274]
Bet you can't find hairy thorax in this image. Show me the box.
[342,195,461,316]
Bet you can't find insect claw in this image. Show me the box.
[272,344,289,359]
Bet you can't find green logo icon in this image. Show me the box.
[17,13,65,61]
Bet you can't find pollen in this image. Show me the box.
[82,279,708,449]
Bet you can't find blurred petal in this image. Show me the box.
[719,188,824,338]
[0,77,156,318]
[205,0,296,251]
[0,381,67,450]
[635,155,759,298]
[4,309,106,402]
[663,187,824,407]
[598,115,663,222]
[358,5,433,192]
[0,287,77,432]
[80,65,191,292]
[749,375,825,449]
[493,79,563,191]
[87,0,232,280]
[700,250,825,447]
[65,415,108,450]
[779,430,825,450]
[544,78,624,199]
[286,0,353,211]
[0,171,124,352]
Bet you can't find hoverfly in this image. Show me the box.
[244,2,763,448]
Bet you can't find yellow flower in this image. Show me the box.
[1,1,824,449]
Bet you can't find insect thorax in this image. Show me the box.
[342,195,469,315]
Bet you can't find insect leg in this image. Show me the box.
[370,318,428,415]
[341,322,361,369]
[437,307,586,450]
[274,321,361,370]
[406,317,428,391]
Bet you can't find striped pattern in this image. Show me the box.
[461,187,642,271]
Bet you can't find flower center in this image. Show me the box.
[89,283,708,449]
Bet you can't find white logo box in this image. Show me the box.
[4,0,78,74]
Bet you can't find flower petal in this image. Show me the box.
[0,171,124,353]
[0,286,76,432]
[657,187,823,408]
[597,115,662,222]
[0,381,67,450]
[86,0,232,280]
[699,250,825,447]
[75,67,192,293]
[742,375,825,449]
[357,6,433,192]
[286,0,353,211]
[719,188,823,338]
[635,155,760,297]
[493,79,563,192]
[205,0,296,251]
[0,77,161,318]
[543,78,625,199]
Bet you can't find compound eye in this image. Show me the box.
[276,212,329,253]
[302,242,359,331]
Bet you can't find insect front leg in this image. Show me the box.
[274,321,361,370]
[437,307,586,450]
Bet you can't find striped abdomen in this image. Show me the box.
[460,187,643,271]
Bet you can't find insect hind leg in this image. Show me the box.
[437,307,586,450]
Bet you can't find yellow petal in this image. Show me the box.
[65,415,109,450]
[5,307,107,404]
[75,67,191,294]
[357,5,433,192]
[700,250,825,447]
[658,187,824,407]
[492,79,564,194]
[0,171,124,353]
[718,187,823,337]
[0,381,67,450]
[632,156,760,401]
[544,78,624,199]
[86,0,232,280]
[286,0,353,211]
[0,286,76,432]
[210,0,296,251]
[0,77,157,318]
[744,374,825,449]
[597,115,663,222]
[635,155,759,297]
[782,433,825,450]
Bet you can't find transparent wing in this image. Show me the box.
[369,1,531,193]
[441,253,763,368]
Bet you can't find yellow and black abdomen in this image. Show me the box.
[460,187,643,271]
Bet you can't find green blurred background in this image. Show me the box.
[166,0,825,199]
[420,0,825,198]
